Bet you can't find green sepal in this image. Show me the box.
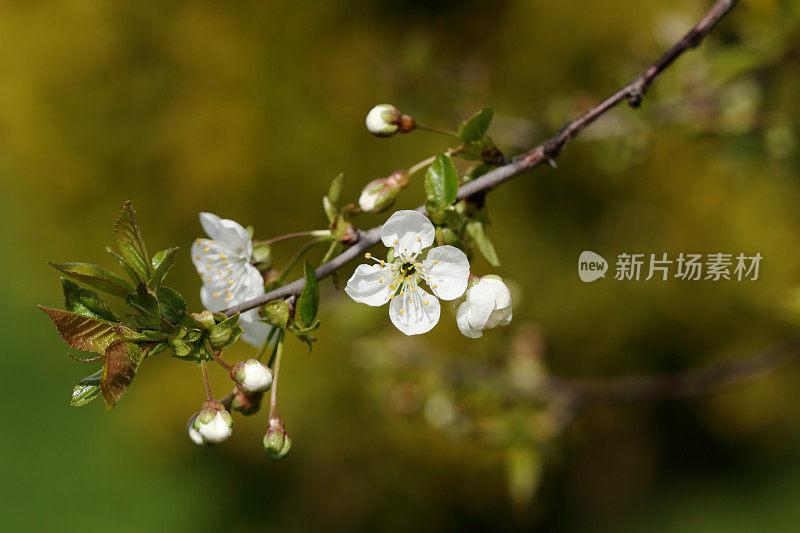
[70,370,103,407]
[458,107,493,143]
[328,173,344,204]
[49,262,133,297]
[61,278,119,322]
[113,201,150,282]
[157,286,187,324]
[148,247,177,291]
[295,261,319,327]
[425,153,459,209]
[466,219,500,266]
[252,243,272,266]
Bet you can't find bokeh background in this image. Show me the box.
[2,0,800,531]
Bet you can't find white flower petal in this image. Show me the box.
[344,263,393,306]
[389,286,440,335]
[197,412,232,443]
[239,310,272,348]
[422,245,470,300]
[201,263,264,312]
[456,302,483,338]
[464,282,495,331]
[242,359,273,390]
[198,212,252,257]
[380,210,435,256]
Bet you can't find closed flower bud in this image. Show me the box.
[358,170,410,213]
[263,418,292,460]
[365,104,416,137]
[231,389,264,416]
[456,275,513,338]
[192,401,234,444]
[192,310,216,331]
[230,359,273,393]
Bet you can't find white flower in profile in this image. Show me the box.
[345,210,470,335]
[365,104,401,137]
[456,275,513,338]
[191,212,271,347]
[192,402,234,444]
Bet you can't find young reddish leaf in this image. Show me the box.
[100,341,145,408]
[39,306,132,355]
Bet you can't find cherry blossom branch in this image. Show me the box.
[221,0,738,318]
[533,338,800,407]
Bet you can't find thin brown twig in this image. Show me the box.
[534,339,800,407]
[221,0,738,318]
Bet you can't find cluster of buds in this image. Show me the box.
[187,401,234,445]
[365,104,416,137]
[358,170,410,213]
[263,414,292,460]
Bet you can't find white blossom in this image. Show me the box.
[192,212,271,347]
[365,104,400,136]
[186,414,208,446]
[345,210,470,335]
[456,276,513,338]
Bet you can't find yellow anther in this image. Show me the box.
[195,256,200,260]
[225,297,231,302]
[206,277,212,282]
[220,254,227,260]
[400,291,404,296]
[424,301,429,305]
[408,299,412,303]
[213,292,220,298]
[434,284,438,288]
[203,246,210,252]
[379,278,383,283]
[207,258,213,262]
[205,265,210,270]
[417,237,421,242]
[208,240,214,244]
[228,280,234,285]
[394,240,398,245]
[399,309,404,314]
[365,252,371,259]
[434,260,439,264]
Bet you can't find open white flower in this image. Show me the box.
[456,276,513,338]
[345,210,470,335]
[191,212,271,347]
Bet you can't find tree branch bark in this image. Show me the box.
[531,339,800,407]
[222,0,738,318]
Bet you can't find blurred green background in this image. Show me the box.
[2,0,800,531]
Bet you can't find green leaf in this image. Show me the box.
[262,300,291,329]
[466,220,500,266]
[323,196,337,223]
[61,278,119,322]
[328,173,344,204]
[106,247,141,286]
[100,340,146,408]
[458,107,493,143]
[296,261,319,327]
[425,153,459,208]
[113,201,150,282]
[39,306,132,355]
[70,370,103,407]
[157,286,186,323]
[148,247,177,291]
[49,262,133,297]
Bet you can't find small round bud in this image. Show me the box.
[192,401,234,444]
[366,104,401,137]
[263,417,292,460]
[192,310,216,331]
[358,170,410,213]
[231,389,264,416]
[230,359,273,393]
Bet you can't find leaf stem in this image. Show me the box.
[416,124,459,138]
[200,359,214,401]
[277,238,327,283]
[205,340,233,370]
[256,327,279,361]
[268,331,285,418]
[254,230,331,246]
